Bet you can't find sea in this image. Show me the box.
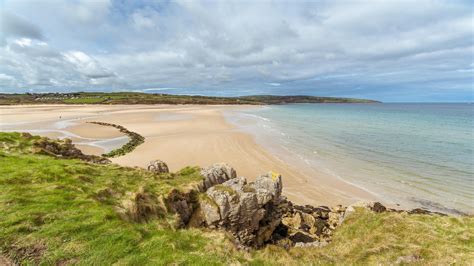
[227,103,473,215]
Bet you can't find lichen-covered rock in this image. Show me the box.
[147,160,169,174]
[198,163,237,192]
[199,172,283,248]
[253,171,283,205]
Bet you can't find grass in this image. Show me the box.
[254,209,474,265]
[1,132,472,265]
[0,92,380,105]
[0,133,239,264]
[62,97,107,104]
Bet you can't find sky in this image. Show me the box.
[0,0,473,102]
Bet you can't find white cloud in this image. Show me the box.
[0,0,472,100]
[0,73,16,86]
[14,38,32,47]
[267,83,281,86]
[63,50,115,79]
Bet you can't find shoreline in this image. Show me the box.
[0,104,377,207]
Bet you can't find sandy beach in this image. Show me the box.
[0,104,375,206]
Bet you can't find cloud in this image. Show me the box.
[0,38,118,91]
[0,11,43,44]
[267,83,281,86]
[63,51,115,79]
[0,73,15,86]
[0,0,472,101]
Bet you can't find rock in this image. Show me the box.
[278,200,347,247]
[252,171,283,204]
[282,212,303,231]
[199,195,221,226]
[331,204,346,213]
[147,160,169,174]
[395,255,421,264]
[289,232,315,243]
[348,201,387,213]
[33,137,110,164]
[194,169,438,250]
[199,172,283,248]
[294,240,328,248]
[166,189,195,227]
[408,208,432,215]
[372,202,387,213]
[313,206,331,219]
[328,211,343,230]
[199,163,237,192]
[342,205,356,221]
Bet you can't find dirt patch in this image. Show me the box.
[6,242,46,264]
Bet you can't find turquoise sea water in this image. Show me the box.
[229,103,473,214]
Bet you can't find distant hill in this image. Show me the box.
[239,95,380,104]
[0,92,380,105]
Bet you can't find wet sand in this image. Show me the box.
[0,104,376,206]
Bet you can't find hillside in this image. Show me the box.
[0,92,380,105]
[0,132,472,265]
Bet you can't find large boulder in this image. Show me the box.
[147,160,169,174]
[198,163,237,192]
[199,172,283,248]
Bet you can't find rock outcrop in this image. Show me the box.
[117,161,449,250]
[87,121,145,158]
[33,137,110,164]
[147,160,169,174]
[269,201,346,248]
[191,167,350,249]
[196,172,283,248]
[198,163,237,192]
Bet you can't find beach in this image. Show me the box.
[0,104,375,207]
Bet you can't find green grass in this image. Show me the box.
[0,133,239,264]
[0,92,380,105]
[62,97,106,104]
[254,209,474,265]
[0,132,472,265]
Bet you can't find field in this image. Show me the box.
[0,92,380,105]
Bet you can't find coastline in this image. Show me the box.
[0,104,375,207]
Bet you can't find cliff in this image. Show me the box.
[0,132,471,265]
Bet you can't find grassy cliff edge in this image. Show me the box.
[0,132,472,265]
